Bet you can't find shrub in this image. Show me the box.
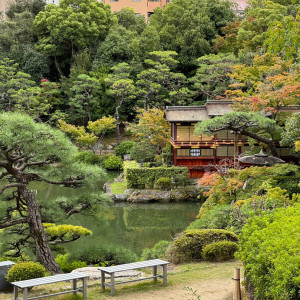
[115,141,136,158]
[55,254,88,273]
[154,177,172,190]
[104,155,123,170]
[69,243,138,266]
[6,262,46,282]
[141,241,171,261]
[98,154,112,168]
[165,229,238,264]
[202,241,238,262]
[74,151,101,165]
[187,205,232,230]
[130,143,156,162]
[125,166,189,189]
[237,204,300,300]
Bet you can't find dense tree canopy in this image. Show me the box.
[149,0,236,72]
[34,0,116,76]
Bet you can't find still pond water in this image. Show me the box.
[32,175,201,256]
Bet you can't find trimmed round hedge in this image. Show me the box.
[6,262,46,282]
[154,177,172,190]
[202,241,238,262]
[165,229,238,264]
[104,155,123,170]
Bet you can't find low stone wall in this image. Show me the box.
[111,186,201,203]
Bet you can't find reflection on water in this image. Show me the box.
[65,202,201,255]
[30,173,200,256]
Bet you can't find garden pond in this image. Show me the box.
[30,173,201,256]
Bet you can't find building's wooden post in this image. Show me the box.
[233,268,241,300]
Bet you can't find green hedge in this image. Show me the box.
[6,262,46,282]
[165,229,238,264]
[125,165,189,189]
[202,241,238,262]
[237,204,300,300]
[104,155,123,170]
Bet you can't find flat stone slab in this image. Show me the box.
[72,267,142,280]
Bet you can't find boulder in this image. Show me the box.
[124,189,135,194]
[171,187,199,202]
[112,193,128,201]
[127,190,171,203]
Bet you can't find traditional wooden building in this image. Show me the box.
[165,100,297,178]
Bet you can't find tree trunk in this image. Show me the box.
[241,129,279,157]
[54,57,65,78]
[115,98,123,145]
[19,186,62,274]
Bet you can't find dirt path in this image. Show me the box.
[109,278,233,300]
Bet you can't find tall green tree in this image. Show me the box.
[69,74,101,123]
[236,0,298,52]
[115,7,146,34]
[263,12,300,60]
[34,0,116,76]
[12,80,64,123]
[92,26,139,69]
[105,63,136,144]
[136,51,192,108]
[149,0,235,72]
[6,0,46,19]
[0,58,35,111]
[0,112,106,273]
[191,53,239,100]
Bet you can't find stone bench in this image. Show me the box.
[99,259,169,296]
[11,272,89,300]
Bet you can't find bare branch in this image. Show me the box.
[0,218,28,229]
[19,160,49,171]
[0,183,23,195]
[49,236,80,245]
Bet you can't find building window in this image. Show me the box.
[190,149,201,157]
[133,0,141,2]
[148,0,160,2]
[110,0,118,2]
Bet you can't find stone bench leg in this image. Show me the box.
[82,277,87,300]
[22,287,28,300]
[110,273,115,296]
[73,279,77,296]
[14,286,18,300]
[101,270,105,291]
[153,266,157,282]
[163,265,167,287]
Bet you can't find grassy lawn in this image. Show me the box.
[0,260,249,300]
[110,181,127,194]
